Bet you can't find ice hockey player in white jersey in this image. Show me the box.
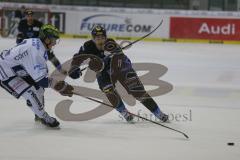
[0,24,74,128]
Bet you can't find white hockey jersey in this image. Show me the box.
[0,38,49,82]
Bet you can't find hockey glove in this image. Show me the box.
[68,66,82,79]
[54,81,74,97]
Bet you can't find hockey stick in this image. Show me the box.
[72,91,189,139]
[121,19,163,50]
[79,20,163,72]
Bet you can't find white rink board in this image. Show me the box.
[0,38,240,160]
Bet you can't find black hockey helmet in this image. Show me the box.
[91,25,106,38]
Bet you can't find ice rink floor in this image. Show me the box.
[0,38,239,160]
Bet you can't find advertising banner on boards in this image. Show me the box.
[65,11,169,38]
[170,17,240,41]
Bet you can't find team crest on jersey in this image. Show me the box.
[32,39,40,50]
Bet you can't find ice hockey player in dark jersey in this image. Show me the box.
[16,9,43,44]
[68,25,169,123]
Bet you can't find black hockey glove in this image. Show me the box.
[68,66,82,79]
[54,81,74,97]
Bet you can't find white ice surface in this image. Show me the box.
[0,38,239,160]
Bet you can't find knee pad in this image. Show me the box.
[123,71,147,100]
[23,86,44,111]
